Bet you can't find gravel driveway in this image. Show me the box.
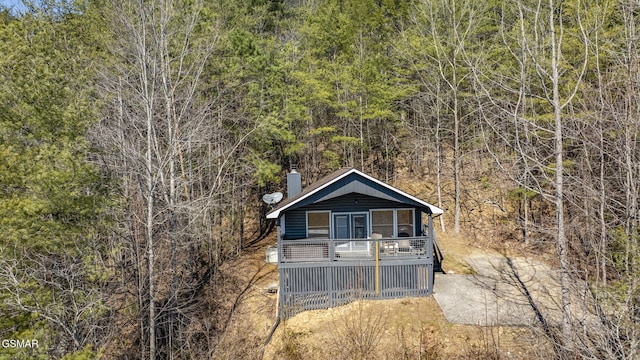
[433,255,568,326]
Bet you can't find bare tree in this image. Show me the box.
[0,247,114,357]
[406,0,486,234]
[94,0,263,357]
[470,0,589,353]
[578,1,640,357]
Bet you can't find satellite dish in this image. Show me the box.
[262,192,283,205]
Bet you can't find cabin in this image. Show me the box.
[266,167,444,318]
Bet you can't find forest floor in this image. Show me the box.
[211,226,566,359]
[207,233,280,359]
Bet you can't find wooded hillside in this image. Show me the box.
[0,0,638,358]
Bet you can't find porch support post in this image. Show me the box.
[427,213,435,293]
[277,215,283,259]
[375,241,380,296]
[277,216,284,317]
[327,266,333,307]
[328,239,334,306]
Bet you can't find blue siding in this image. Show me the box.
[283,211,306,239]
[415,210,423,236]
[283,193,424,239]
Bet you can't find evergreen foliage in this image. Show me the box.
[0,2,110,358]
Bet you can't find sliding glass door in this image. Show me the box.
[333,213,368,252]
[333,213,368,239]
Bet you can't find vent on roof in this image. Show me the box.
[287,169,302,199]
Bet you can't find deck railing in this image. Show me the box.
[279,236,432,263]
[277,236,436,318]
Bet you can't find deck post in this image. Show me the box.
[278,267,285,318]
[277,217,284,318]
[327,266,333,307]
[329,238,335,261]
[375,241,380,295]
[327,240,334,306]
[277,217,283,261]
[427,214,435,293]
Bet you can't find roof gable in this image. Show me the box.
[266,168,443,219]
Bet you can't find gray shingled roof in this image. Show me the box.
[266,167,443,219]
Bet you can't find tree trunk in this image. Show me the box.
[549,0,576,347]
[145,83,156,360]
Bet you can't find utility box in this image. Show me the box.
[265,245,278,263]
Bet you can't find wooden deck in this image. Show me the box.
[278,237,435,318]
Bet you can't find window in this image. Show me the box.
[397,209,414,237]
[371,210,394,237]
[307,211,330,238]
[371,209,414,237]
